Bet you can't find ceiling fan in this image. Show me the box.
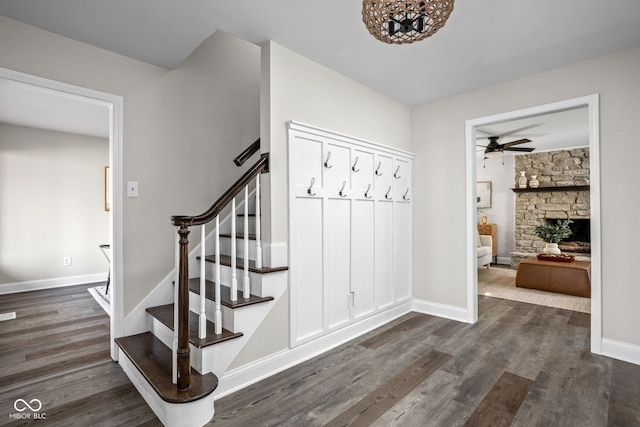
[477,136,535,160]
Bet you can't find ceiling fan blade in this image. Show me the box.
[504,146,535,152]
[501,138,531,147]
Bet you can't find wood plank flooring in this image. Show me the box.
[2,286,639,426]
[211,296,640,426]
[0,283,161,426]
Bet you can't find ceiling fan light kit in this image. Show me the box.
[362,0,455,44]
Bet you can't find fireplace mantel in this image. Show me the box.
[511,185,590,193]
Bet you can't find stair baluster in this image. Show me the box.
[255,174,262,269]
[215,216,222,335]
[243,185,250,299]
[231,198,238,301]
[167,151,268,397]
[199,225,206,339]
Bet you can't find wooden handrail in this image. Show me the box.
[169,152,268,391]
[233,138,260,167]
[172,153,269,227]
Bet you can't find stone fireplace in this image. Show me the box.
[511,148,590,267]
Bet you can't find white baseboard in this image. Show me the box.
[0,273,106,295]
[602,338,640,366]
[412,299,470,323]
[214,300,413,399]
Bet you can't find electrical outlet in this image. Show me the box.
[63,256,72,266]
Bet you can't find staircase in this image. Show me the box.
[115,140,287,426]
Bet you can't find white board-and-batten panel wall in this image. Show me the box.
[288,121,414,347]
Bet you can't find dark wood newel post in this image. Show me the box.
[177,225,191,391]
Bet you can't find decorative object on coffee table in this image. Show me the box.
[534,219,573,255]
[537,253,575,262]
[529,175,539,188]
[518,171,528,189]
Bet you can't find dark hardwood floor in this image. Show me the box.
[211,296,640,426]
[1,286,639,426]
[0,283,160,426]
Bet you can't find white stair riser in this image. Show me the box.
[199,298,278,375]
[234,217,257,235]
[188,264,264,296]
[147,298,277,377]
[117,347,216,427]
[148,316,208,374]
[188,292,238,333]
[202,263,265,297]
[219,236,258,262]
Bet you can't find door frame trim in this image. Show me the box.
[0,67,125,359]
[465,94,602,354]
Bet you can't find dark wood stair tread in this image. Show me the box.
[188,278,273,308]
[220,233,257,240]
[200,254,288,274]
[115,332,218,403]
[146,304,242,347]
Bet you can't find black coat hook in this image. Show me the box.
[307,177,317,196]
[364,184,372,199]
[324,151,332,169]
[339,181,348,197]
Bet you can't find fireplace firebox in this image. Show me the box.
[558,218,590,253]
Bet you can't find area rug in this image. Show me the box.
[88,284,111,316]
[478,266,590,313]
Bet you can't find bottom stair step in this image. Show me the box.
[115,332,218,403]
[146,304,243,347]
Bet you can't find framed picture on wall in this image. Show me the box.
[477,181,492,208]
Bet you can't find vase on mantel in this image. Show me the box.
[518,171,528,189]
[529,175,539,188]
[543,242,561,255]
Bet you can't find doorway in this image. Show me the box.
[465,95,602,355]
[0,67,124,359]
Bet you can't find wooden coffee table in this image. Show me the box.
[515,258,591,297]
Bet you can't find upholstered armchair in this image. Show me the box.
[478,234,493,268]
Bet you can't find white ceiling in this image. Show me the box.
[476,107,590,160]
[2,0,640,106]
[0,77,109,138]
[0,1,638,139]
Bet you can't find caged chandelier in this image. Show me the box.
[362,0,455,44]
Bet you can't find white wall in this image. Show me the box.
[261,41,412,244]
[0,17,261,315]
[412,44,640,348]
[0,124,108,287]
[228,41,412,368]
[476,154,515,263]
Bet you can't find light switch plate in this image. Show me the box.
[127,181,139,197]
